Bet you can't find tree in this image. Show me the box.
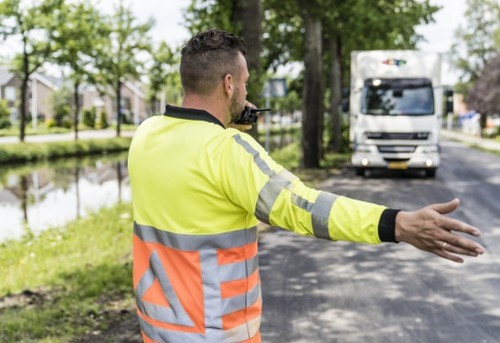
[0,0,64,141]
[451,0,500,93]
[94,0,153,137]
[322,0,439,153]
[147,41,178,114]
[185,0,264,139]
[52,1,105,139]
[264,0,439,165]
[467,53,500,120]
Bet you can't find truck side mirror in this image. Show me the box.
[445,89,454,114]
[341,88,350,113]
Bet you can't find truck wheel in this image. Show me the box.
[425,168,436,178]
[355,168,365,176]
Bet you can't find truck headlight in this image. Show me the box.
[355,145,372,153]
[419,145,438,153]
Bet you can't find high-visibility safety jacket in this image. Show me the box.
[128,105,398,343]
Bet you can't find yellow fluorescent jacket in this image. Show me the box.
[128,105,398,343]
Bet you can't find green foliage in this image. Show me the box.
[147,42,179,112]
[0,0,65,141]
[94,0,154,136]
[0,137,131,164]
[0,203,134,342]
[451,0,500,91]
[82,108,96,128]
[96,110,109,129]
[51,87,72,128]
[0,99,11,129]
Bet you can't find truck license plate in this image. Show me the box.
[388,161,408,170]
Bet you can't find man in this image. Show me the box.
[128,29,484,343]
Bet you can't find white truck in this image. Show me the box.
[349,50,445,177]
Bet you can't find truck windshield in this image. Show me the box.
[361,78,434,116]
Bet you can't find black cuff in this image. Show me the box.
[378,209,400,243]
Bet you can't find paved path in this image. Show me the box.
[260,138,500,342]
[441,129,500,152]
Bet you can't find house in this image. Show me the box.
[0,65,58,126]
[80,81,149,125]
[0,65,149,127]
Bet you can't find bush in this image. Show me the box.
[96,111,109,129]
[0,137,132,164]
[45,118,56,128]
[82,108,96,128]
[0,100,11,129]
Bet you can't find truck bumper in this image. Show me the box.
[351,145,440,170]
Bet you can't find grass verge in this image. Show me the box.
[270,141,351,187]
[0,137,132,164]
[0,203,136,343]
[0,140,349,342]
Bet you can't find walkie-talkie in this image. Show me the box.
[234,107,271,124]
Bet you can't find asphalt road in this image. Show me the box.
[258,139,500,343]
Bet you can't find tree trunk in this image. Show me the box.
[19,77,29,143]
[73,81,80,140]
[116,80,122,137]
[328,36,342,153]
[232,0,262,140]
[301,12,323,168]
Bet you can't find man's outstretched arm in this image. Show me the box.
[395,198,485,263]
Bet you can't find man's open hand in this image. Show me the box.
[395,198,485,263]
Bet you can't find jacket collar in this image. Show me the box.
[164,105,225,129]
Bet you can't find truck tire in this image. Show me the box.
[355,168,365,177]
[425,168,436,178]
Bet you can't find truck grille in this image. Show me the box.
[366,132,429,140]
[377,146,416,153]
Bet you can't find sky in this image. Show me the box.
[2,0,467,84]
[114,0,467,84]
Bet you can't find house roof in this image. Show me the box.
[124,81,146,99]
[0,66,15,86]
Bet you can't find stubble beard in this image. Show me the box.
[229,87,245,123]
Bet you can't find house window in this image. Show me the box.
[5,87,16,101]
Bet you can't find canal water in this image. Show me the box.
[0,152,130,243]
[0,131,296,243]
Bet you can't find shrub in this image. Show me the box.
[82,108,96,128]
[96,111,109,129]
[0,100,11,129]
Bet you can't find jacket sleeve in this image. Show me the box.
[220,131,397,244]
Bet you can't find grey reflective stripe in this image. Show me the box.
[219,255,259,283]
[134,222,257,250]
[139,314,261,343]
[310,191,338,240]
[255,171,294,223]
[199,249,223,330]
[223,316,261,342]
[291,193,314,212]
[221,282,260,316]
[135,251,195,327]
[233,134,274,177]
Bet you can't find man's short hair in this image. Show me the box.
[180,29,247,96]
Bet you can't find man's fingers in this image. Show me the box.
[429,198,460,215]
[438,234,485,255]
[433,249,464,263]
[440,216,481,236]
[441,240,482,256]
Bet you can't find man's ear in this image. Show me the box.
[223,74,234,97]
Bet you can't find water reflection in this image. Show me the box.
[0,152,130,242]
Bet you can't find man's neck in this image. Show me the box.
[182,95,228,127]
